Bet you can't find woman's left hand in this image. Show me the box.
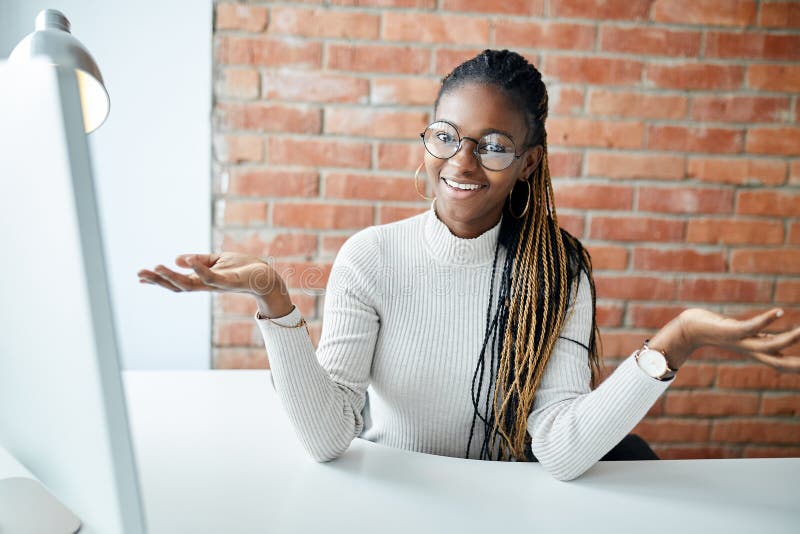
[651,308,800,373]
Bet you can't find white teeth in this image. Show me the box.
[443,178,484,191]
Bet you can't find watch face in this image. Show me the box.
[638,349,668,377]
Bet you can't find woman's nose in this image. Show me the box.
[450,137,480,170]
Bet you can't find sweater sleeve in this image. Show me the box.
[526,271,673,481]
[255,227,382,462]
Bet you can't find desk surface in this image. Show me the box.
[119,371,799,534]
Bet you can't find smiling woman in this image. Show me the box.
[138,49,800,481]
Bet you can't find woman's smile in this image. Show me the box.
[440,176,488,197]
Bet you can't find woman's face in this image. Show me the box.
[424,82,542,239]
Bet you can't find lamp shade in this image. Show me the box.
[9,9,110,133]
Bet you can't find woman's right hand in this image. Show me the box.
[137,253,290,310]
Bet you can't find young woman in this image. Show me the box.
[138,50,800,481]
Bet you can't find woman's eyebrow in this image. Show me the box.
[436,119,517,141]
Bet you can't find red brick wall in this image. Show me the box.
[210,0,800,459]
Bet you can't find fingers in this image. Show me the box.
[750,352,800,374]
[739,325,800,354]
[184,257,227,288]
[138,268,183,292]
[175,253,220,269]
[735,308,785,338]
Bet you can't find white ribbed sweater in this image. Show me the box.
[255,204,673,481]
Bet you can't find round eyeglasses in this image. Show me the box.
[420,120,524,172]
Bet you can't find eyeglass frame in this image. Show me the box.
[419,119,529,172]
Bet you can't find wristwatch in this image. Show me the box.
[634,340,677,382]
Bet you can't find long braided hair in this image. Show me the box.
[436,50,603,462]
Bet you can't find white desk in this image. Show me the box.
[122,371,799,534]
[2,371,798,533]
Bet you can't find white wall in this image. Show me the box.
[1,0,212,369]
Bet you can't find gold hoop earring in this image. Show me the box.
[414,162,434,200]
[508,179,530,219]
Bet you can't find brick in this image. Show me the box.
[325,108,428,139]
[548,152,583,178]
[320,234,351,258]
[646,125,743,154]
[599,331,648,358]
[229,169,319,198]
[268,137,371,168]
[633,248,726,272]
[600,27,701,57]
[548,118,643,149]
[215,3,268,32]
[690,96,791,123]
[545,56,642,86]
[686,219,784,245]
[652,0,757,27]
[743,446,800,458]
[687,157,786,186]
[553,183,633,210]
[718,364,800,389]
[372,77,440,106]
[217,293,258,316]
[791,222,800,244]
[776,281,800,304]
[588,90,687,120]
[327,44,429,74]
[216,103,321,134]
[216,68,259,99]
[746,128,800,156]
[792,161,800,185]
[272,203,373,230]
[218,200,267,226]
[494,21,595,50]
[670,363,717,388]
[595,275,676,300]
[646,64,744,91]
[705,32,800,61]
[214,348,269,370]
[638,187,734,214]
[269,7,379,39]
[634,419,710,443]
[331,0,435,7]
[712,420,800,444]
[730,249,800,275]
[585,152,684,180]
[383,12,489,44]
[216,36,321,69]
[378,205,428,224]
[737,190,800,217]
[747,64,800,92]
[677,278,773,303]
[441,0,538,14]
[692,346,747,362]
[596,303,624,327]
[550,87,585,116]
[213,135,263,163]
[759,1,800,28]
[585,245,628,270]
[377,142,420,171]
[550,0,651,20]
[666,391,759,416]
[655,446,734,460]
[434,48,488,76]
[219,232,318,258]
[557,213,585,238]
[627,304,685,329]
[325,173,418,202]
[589,216,684,242]
[214,320,257,347]
[262,71,368,104]
[761,394,800,416]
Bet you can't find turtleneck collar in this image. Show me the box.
[422,200,503,266]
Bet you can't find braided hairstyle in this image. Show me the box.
[436,49,603,462]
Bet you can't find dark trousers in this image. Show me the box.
[600,433,659,461]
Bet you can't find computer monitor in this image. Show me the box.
[0,59,146,533]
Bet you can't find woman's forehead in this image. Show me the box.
[435,83,526,140]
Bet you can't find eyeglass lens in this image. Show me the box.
[422,121,517,171]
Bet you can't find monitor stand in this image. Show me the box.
[0,477,81,534]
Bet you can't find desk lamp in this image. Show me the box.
[9,8,110,133]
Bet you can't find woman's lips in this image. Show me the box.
[440,177,487,197]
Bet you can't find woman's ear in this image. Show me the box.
[519,144,543,181]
